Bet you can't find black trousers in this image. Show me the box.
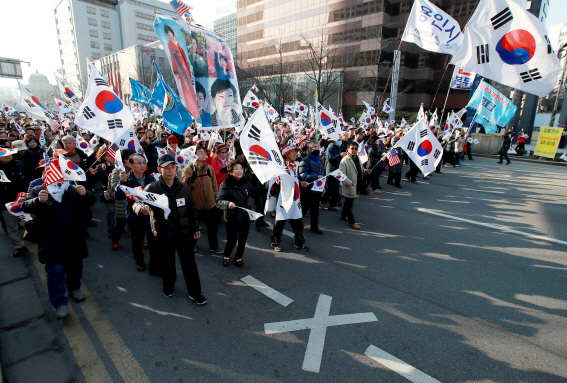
[306,192,322,229]
[272,219,305,247]
[387,171,401,186]
[466,142,473,160]
[198,208,219,249]
[224,224,249,260]
[499,152,510,163]
[516,143,525,151]
[161,239,202,297]
[406,160,419,182]
[131,229,159,270]
[321,176,341,206]
[341,197,355,224]
[253,185,267,227]
[111,218,127,242]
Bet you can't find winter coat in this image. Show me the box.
[211,156,229,186]
[22,185,96,265]
[216,175,258,226]
[500,135,512,154]
[325,142,342,174]
[339,155,360,199]
[456,136,466,152]
[92,162,115,202]
[138,176,199,244]
[114,170,156,232]
[0,159,30,209]
[180,162,218,211]
[26,147,45,178]
[367,140,385,169]
[299,152,325,193]
[110,167,127,220]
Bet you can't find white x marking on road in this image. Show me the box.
[264,294,378,373]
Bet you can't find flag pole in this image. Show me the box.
[438,81,454,126]
[378,38,403,111]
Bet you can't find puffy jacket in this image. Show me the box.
[216,175,258,226]
[0,159,30,209]
[299,152,325,192]
[22,185,96,265]
[181,162,218,210]
[325,142,342,174]
[211,156,228,186]
[114,170,156,231]
[138,176,199,243]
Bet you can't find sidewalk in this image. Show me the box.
[0,237,82,383]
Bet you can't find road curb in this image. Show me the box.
[472,153,567,167]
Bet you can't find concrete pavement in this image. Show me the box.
[1,157,567,382]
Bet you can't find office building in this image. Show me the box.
[53,0,177,97]
[214,1,238,61]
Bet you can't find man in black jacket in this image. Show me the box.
[497,132,512,165]
[0,146,30,257]
[137,154,206,305]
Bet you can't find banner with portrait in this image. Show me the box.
[153,15,243,130]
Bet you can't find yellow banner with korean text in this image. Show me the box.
[534,127,562,158]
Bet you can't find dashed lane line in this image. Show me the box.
[417,208,567,247]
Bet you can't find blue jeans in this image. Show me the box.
[45,261,83,308]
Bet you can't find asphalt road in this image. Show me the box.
[11,157,567,382]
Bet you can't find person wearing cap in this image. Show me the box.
[154,132,170,150]
[211,143,229,187]
[0,145,31,257]
[11,139,32,169]
[166,135,179,156]
[138,154,206,304]
[115,153,160,274]
[181,145,222,253]
[22,162,96,320]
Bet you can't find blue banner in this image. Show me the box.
[467,81,514,134]
[150,62,193,134]
[129,78,150,105]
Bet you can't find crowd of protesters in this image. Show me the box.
[0,112,512,320]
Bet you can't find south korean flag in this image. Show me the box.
[243,90,260,109]
[396,119,443,176]
[114,128,147,160]
[311,177,326,192]
[450,0,561,97]
[57,152,87,181]
[75,62,134,143]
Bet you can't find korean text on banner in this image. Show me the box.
[467,81,514,133]
[534,127,562,158]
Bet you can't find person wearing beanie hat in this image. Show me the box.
[166,135,179,156]
[211,143,229,186]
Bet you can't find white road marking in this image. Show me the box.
[266,222,294,238]
[403,179,430,185]
[418,208,567,246]
[241,275,294,307]
[365,345,442,383]
[264,295,378,373]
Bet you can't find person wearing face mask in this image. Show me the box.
[299,141,325,234]
[321,137,343,210]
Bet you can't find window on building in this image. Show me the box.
[87,6,96,15]
[103,32,111,40]
[137,33,157,42]
[135,11,153,20]
[136,22,153,31]
[102,21,110,29]
[91,41,100,49]
[89,30,99,38]
[101,9,109,18]
[92,52,101,59]
[88,18,97,26]
[104,43,112,51]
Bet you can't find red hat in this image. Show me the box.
[167,135,178,144]
[281,143,298,156]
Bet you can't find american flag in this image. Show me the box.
[44,156,64,186]
[170,0,192,18]
[61,120,70,128]
[386,148,400,166]
[106,143,119,160]
[295,134,308,144]
[51,122,60,133]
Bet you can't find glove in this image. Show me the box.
[220,167,227,173]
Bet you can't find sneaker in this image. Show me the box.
[271,244,284,252]
[12,248,27,258]
[55,305,70,320]
[328,206,339,211]
[496,161,503,164]
[188,294,207,305]
[70,290,86,302]
[293,243,309,251]
[142,242,148,250]
[442,164,448,167]
[319,203,327,210]
[371,190,381,194]
[454,164,461,167]
[349,223,361,230]
[111,242,119,250]
[209,247,223,254]
[163,287,174,298]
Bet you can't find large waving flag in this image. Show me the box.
[467,81,516,133]
[450,0,561,97]
[263,101,279,121]
[17,81,56,124]
[362,100,375,116]
[54,72,81,108]
[76,135,94,156]
[129,78,151,105]
[5,193,32,222]
[114,128,147,160]
[295,101,308,117]
[150,62,193,135]
[402,0,463,55]
[243,90,260,109]
[75,64,134,143]
[396,119,443,175]
[315,101,340,141]
[240,107,287,184]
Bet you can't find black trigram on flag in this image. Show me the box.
[83,106,95,120]
[145,193,157,202]
[248,152,269,166]
[24,99,35,108]
[107,119,123,129]
[95,78,109,87]
[248,124,261,141]
[545,36,553,54]
[406,141,415,151]
[491,7,513,30]
[119,139,127,146]
[520,69,542,83]
[477,44,490,64]
[433,149,441,159]
[270,150,282,166]
[419,130,427,138]
[421,159,428,166]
